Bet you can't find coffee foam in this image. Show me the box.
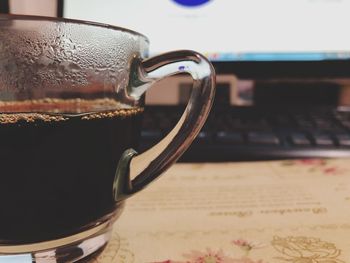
[0,98,143,124]
[81,108,143,120]
[0,113,69,124]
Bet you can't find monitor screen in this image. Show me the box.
[63,0,350,78]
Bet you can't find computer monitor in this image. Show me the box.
[61,0,350,80]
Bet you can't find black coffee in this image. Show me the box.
[0,99,143,243]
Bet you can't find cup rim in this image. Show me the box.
[0,14,150,43]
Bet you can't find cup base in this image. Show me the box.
[0,221,113,263]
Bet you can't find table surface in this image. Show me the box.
[88,158,350,263]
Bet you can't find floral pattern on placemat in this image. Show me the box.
[151,238,266,263]
[151,236,345,263]
[232,239,266,256]
[153,250,264,263]
[281,159,347,175]
[271,236,345,263]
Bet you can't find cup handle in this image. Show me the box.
[113,50,215,202]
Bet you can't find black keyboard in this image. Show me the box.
[139,106,350,162]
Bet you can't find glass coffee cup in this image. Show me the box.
[0,15,215,262]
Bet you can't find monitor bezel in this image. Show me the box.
[214,60,350,79]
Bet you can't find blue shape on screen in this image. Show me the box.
[172,0,211,7]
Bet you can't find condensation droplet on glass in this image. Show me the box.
[68,62,81,72]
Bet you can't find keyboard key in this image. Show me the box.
[270,114,294,128]
[334,110,350,121]
[216,131,244,144]
[335,133,350,146]
[313,133,334,146]
[294,116,314,129]
[290,132,311,146]
[340,120,350,129]
[247,131,279,145]
[313,118,333,129]
[195,131,211,144]
[243,119,269,130]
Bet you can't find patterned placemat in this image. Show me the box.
[84,158,350,262]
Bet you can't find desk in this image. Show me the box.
[89,159,350,262]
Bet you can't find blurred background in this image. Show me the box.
[2,0,350,162]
